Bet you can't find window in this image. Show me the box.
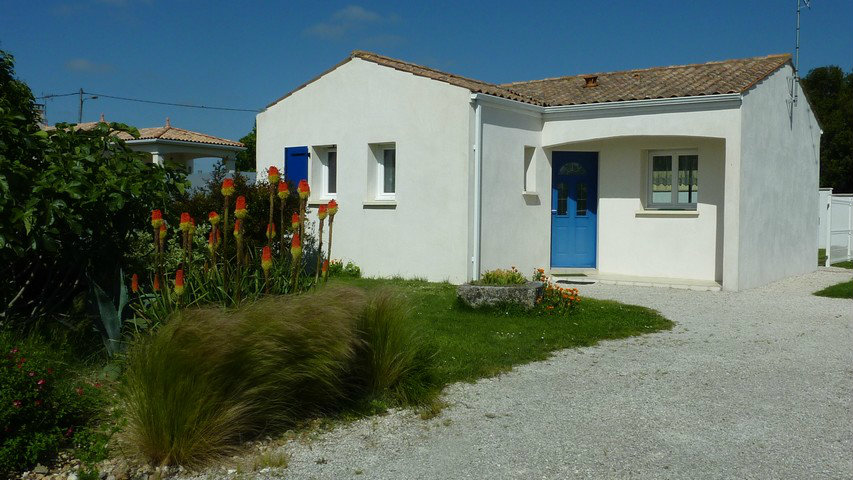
[367,143,396,201]
[325,149,337,196]
[647,150,698,209]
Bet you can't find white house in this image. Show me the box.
[257,51,821,291]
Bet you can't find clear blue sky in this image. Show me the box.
[2,0,851,141]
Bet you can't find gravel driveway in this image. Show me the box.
[194,269,853,479]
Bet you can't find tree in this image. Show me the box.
[0,49,187,323]
[800,66,853,192]
[235,124,256,171]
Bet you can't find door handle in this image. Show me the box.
[551,209,557,214]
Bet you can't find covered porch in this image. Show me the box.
[543,134,730,286]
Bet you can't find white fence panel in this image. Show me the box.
[825,193,853,265]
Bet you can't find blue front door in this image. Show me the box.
[284,146,309,185]
[550,152,598,268]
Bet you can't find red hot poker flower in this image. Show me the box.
[317,204,328,220]
[151,209,163,228]
[159,224,167,240]
[208,211,220,226]
[131,274,139,293]
[291,213,300,230]
[277,181,289,200]
[221,178,235,197]
[234,195,248,219]
[322,260,329,275]
[233,219,243,240]
[179,212,191,231]
[297,179,310,199]
[153,275,160,291]
[266,223,276,240]
[327,199,338,216]
[174,269,185,296]
[261,245,273,272]
[291,233,302,257]
[268,166,280,184]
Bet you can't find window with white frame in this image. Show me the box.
[647,150,698,209]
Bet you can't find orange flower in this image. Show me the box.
[297,179,310,199]
[261,245,273,272]
[266,222,276,240]
[179,212,191,231]
[159,223,167,240]
[277,181,289,200]
[153,275,160,291]
[327,199,338,216]
[174,269,185,296]
[317,204,328,220]
[291,212,300,230]
[208,211,220,226]
[207,228,219,253]
[151,209,163,228]
[267,166,280,184]
[221,178,235,197]
[234,195,248,219]
[233,219,243,240]
[322,260,329,275]
[290,233,302,257]
[131,274,139,293]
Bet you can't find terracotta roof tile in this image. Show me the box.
[116,126,244,147]
[350,51,545,106]
[501,54,791,106]
[267,51,792,109]
[44,121,243,147]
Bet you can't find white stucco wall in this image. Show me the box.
[737,65,821,290]
[256,59,473,282]
[478,102,740,284]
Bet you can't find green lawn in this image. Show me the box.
[814,279,853,299]
[818,249,853,269]
[333,277,673,384]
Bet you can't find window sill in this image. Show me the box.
[522,191,539,198]
[635,209,698,218]
[363,199,397,208]
[308,197,336,206]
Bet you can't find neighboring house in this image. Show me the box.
[48,117,246,189]
[256,51,821,291]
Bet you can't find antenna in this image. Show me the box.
[793,0,811,106]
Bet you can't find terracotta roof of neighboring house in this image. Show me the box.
[44,117,244,148]
[267,51,792,109]
[502,54,792,106]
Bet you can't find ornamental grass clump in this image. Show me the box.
[120,286,437,467]
[350,289,437,405]
[121,286,366,467]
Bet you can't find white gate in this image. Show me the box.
[824,193,853,265]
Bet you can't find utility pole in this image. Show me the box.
[793,0,811,106]
[78,88,84,123]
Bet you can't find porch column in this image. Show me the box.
[151,151,165,166]
[222,154,236,173]
[721,138,741,291]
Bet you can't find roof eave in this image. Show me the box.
[125,138,246,151]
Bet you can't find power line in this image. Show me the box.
[36,90,261,113]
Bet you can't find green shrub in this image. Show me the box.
[0,333,107,476]
[475,267,526,286]
[532,268,580,315]
[351,289,437,405]
[120,285,436,467]
[328,259,361,278]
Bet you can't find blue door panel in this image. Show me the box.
[284,146,309,185]
[550,152,598,268]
